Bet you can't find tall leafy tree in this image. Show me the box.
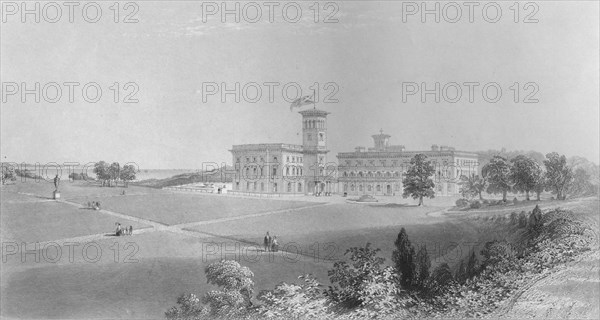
[413,245,431,289]
[402,154,435,206]
[509,155,542,200]
[119,164,137,187]
[108,162,121,187]
[544,152,573,200]
[482,156,512,202]
[569,167,593,197]
[465,250,479,279]
[459,174,487,200]
[93,161,110,187]
[392,228,416,289]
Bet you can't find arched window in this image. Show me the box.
[359,185,363,191]
[351,184,355,191]
[286,167,290,175]
[261,182,264,191]
[367,185,372,191]
[288,182,292,192]
[253,182,257,190]
[298,183,302,192]
[343,171,348,177]
[358,171,363,177]
[344,184,348,191]
[376,185,381,192]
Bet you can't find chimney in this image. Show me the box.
[431,144,439,151]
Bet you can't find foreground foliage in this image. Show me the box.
[166,206,595,319]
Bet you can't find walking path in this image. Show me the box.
[12,191,334,252]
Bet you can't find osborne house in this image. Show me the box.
[337,131,480,196]
[230,109,480,196]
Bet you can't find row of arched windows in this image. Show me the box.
[342,171,401,178]
[342,183,400,192]
[304,119,325,129]
[241,181,303,193]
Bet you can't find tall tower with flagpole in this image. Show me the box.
[299,107,330,195]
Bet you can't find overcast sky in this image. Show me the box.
[1,1,598,169]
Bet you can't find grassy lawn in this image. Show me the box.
[1,231,331,319]
[188,203,486,268]
[4,180,594,319]
[95,193,320,225]
[1,192,151,243]
[2,180,166,201]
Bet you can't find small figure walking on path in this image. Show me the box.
[271,236,279,252]
[264,232,271,252]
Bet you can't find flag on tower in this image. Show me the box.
[289,95,314,111]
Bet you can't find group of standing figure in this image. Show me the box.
[87,201,101,210]
[115,223,133,236]
[263,232,279,252]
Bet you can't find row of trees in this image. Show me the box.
[400,151,597,207]
[461,152,597,202]
[93,161,137,187]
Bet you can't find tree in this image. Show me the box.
[392,228,416,289]
[119,164,137,187]
[509,155,542,201]
[108,162,120,187]
[482,156,512,202]
[430,263,454,289]
[166,260,254,319]
[203,260,254,316]
[455,260,467,283]
[532,170,546,201]
[459,174,487,200]
[465,250,479,279]
[413,245,431,289]
[402,154,436,206]
[327,243,398,309]
[544,152,573,200]
[569,168,594,197]
[93,161,110,187]
[1,164,17,185]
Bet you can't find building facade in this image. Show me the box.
[229,109,335,195]
[337,131,480,196]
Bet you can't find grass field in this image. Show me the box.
[2,180,595,319]
[1,196,151,243]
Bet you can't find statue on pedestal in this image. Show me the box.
[53,174,60,191]
[53,174,61,200]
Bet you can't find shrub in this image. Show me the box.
[327,243,399,309]
[509,212,518,225]
[518,211,528,228]
[469,200,481,209]
[482,199,490,205]
[513,197,519,205]
[455,198,469,207]
[166,260,254,319]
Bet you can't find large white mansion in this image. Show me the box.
[229,109,479,196]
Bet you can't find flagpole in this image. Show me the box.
[313,89,316,109]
